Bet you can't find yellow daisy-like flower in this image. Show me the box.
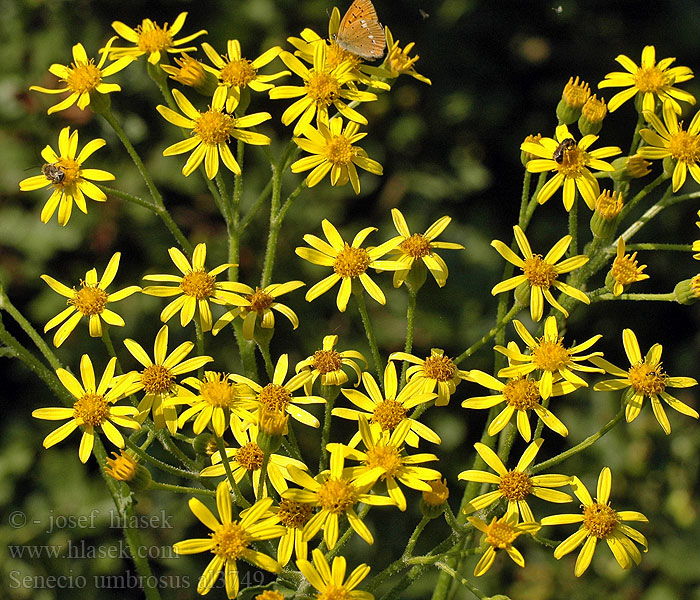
[122,325,213,432]
[168,372,256,437]
[41,252,140,348]
[467,513,541,577]
[269,41,377,134]
[693,209,700,259]
[295,334,367,393]
[495,316,604,400]
[291,117,383,194]
[381,27,431,85]
[200,425,307,498]
[297,548,374,600]
[332,361,440,447]
[108,12,207,65]
[491,225,590,321]
[295,219,403,312]
[160,53,215,93]
[592,329,698,434]
[19,126,115,226]
[32,355,139,464]
[458,440,572,522]
[141,242,248,333]
[273,498,314,567]
[201,40,288,112]
[157,88,271,179]
[598,45,695,114]
[283,450,393,549]
[462,369,576,441]
[520,124,621,211]
[609,237,649,296]
[29,37,133,114]
[389,348,469,407]
[388,208,464,288]
[231,354,325,428]
[637,103,700,192]
[332,415,442,511]
[211,280,305,340]
[541,467,648,577]
[173,482,285,599]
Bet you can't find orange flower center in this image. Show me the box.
[595,190,624,219]
[247,288,274,313]
[371,399,407,432]
[200,374,237,408]
[277,499,313,529]
[522,255,558,288]
[582,501,619,539]
[611,253,644,286]
[105,450,139,481]
[305,71,340,107]
[333,244,370,278]
[169,54,206,86]
[221,58,257,87]
[234,441,264,471]
[73,392,110,426]
[65,61,102,94]
[668,129,700,164]
[325,134,355,166]
[555,144,587,176]
[210,521,251,559]
[423,354,456,381]
[194,110,235,145]
[498,470,533,501]
[70,284,108,316]
[390,48,419,74]
[312,349,343,374]
[180,268,217,299]
[141,364,175,395]
[502,377,540,410]
[627,361,666,396]
[327,43,361,70]
[484,519,519,549]
[317,477,358,513]
[531,337,569,372]
[633,65,669,93]
[258,383,292,412]
[400,233,432,259]
[136,23,174,53]
[364,444,402,479]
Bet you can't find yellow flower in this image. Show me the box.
[41,252,140,347]
[389,208,464,288]
[160,53,216,94]
[32,355,139,463]
[520,124,621,211]
[382,27,431,84]
[609,237,649,296]
[157,89,271,179]
[200,425,307,498]
[332,361,440,447]
[295,219,403,312]
[291,117,383,194]
[109,12,207,65]
[29,38,133,114]
[694,209,700,259]
[168,372,256,437]
[141,242,248,332]
[458,440,572,522]
[495,316,604,400]
[122,325,213,432]
[295,334,367,393]
[231,354,325,428]
[466,513,541,577]
[173,482,285,599]
[462,369,575,441]
[598,45,694,114]
[212,280,305,340]
[592,329,698,434]
[332,415,442,511]
[269,42,377,134]
[19,126,115,226]
[273,498,314,567]
[297,548,374,600]
[541,467,648,577]
[201,40,288,112]
[389,348,469,407]
[637,103,700,192]
[283,451,393,549]
[491,225,589,321]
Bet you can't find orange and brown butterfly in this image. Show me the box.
[334,0,386,60]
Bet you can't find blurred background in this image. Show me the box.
[2,0,700,598]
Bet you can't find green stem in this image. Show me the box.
[454,303,521,365]
[625,243,692,252]
[568,196,578,256]
[354,287,383,382]
[256,452,271,501]
[149,481,216,496]
[433,562,486,600]
[124,437,201,480]
[319,384,340,472]
[240,179,273,232]
[404,516,430,556]
[590,292,676,302]
[531,408,625,474]
[400,287,418,383]
[215,436,250,509]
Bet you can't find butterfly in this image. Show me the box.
[335,0,386,61]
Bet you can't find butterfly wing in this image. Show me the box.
[336,0,386,60]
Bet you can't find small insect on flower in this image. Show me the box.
[552,138,576,164]
[42,163,65,184]
[335,0,386,60]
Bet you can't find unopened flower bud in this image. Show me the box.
[420,479,449,518]
[556,76,590,124]
[578,94,607,135]
[105,450,152,491]
[674,275,700,305]
[521,133,543,166]
[590,190,623,239]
